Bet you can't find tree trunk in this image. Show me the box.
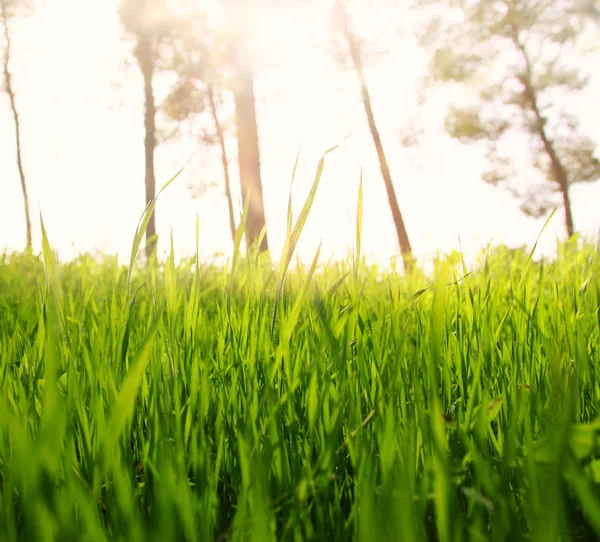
[560,186,574,238]
[207,83,237,244]
[515,38,575,238]
[136,34,158,258]
[224,1,269,253]
[1,2,32,251]
[334,0,413,272]
[231,72,269,252]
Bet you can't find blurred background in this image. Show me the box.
[1,0,599,268]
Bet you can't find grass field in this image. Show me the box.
[1,160,600,541]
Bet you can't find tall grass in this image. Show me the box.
[0,155,599,541]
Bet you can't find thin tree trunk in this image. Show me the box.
[232,72,268,252]
[516,38,575,238]
[1,1,32,251]
[137,34,158,258]
[207,83,237,244]
[224,1,269,253]
[335,0,413,272]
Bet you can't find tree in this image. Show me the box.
[332,0,414,271]
[206,82,237,243]
[119,0,178,258]
[223,0,269,252]
[417,0,600,238]
[164,77,238,244]
[160,12,238,245]
[1,0,32,251]
[159,1,269,252]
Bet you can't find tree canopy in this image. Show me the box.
[418,0,600,236]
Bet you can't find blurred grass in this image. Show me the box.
[0,159,599,541]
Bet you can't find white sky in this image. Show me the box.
[1,0,599,269]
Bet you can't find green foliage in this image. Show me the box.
[417,0,600,222]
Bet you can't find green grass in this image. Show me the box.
[1,158,600,540]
